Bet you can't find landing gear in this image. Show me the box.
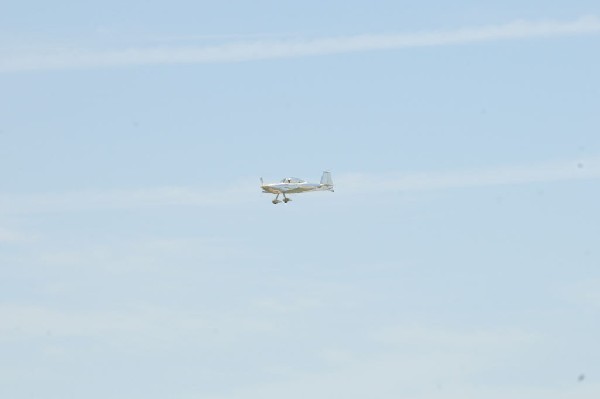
[271,194,291,204]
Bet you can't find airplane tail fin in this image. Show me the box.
[320,171,334,188]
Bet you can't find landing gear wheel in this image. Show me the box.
[283,198,291,203]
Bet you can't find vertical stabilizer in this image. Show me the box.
[320,171,333,187]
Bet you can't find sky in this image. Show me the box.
[1,1,600,398]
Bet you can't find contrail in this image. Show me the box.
[0,158,598,213]
[1,15,599,72]
[338,157,600,193]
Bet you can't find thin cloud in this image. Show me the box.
[0,303,275,344]
[0,228,28,242]
[0,157,598,214]
[1,16,600,72]
[203,325,550,399]
[338,157,600,193]
[0,183,255,214]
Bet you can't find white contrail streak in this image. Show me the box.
[0,185,252,214]
[1,16,599,72]
[338,157,600,193]
[0,158,598,214]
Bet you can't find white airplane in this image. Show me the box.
[261,171,334,204]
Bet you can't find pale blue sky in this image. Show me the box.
[1,2,600,398]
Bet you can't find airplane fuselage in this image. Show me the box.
[261,182,329,194]
[261,172,334,204]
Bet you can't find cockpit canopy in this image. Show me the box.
[280,177,306,183]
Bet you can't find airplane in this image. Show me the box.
[260,171,334,204]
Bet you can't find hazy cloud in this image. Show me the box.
[0,228,26,242]
[0,158,598,214]
[561,278,600,308]
[0,182,255,214]
[0,303,275,345]
[1,16,599,72]
[338,157,600,193]
[203,324,587,399]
